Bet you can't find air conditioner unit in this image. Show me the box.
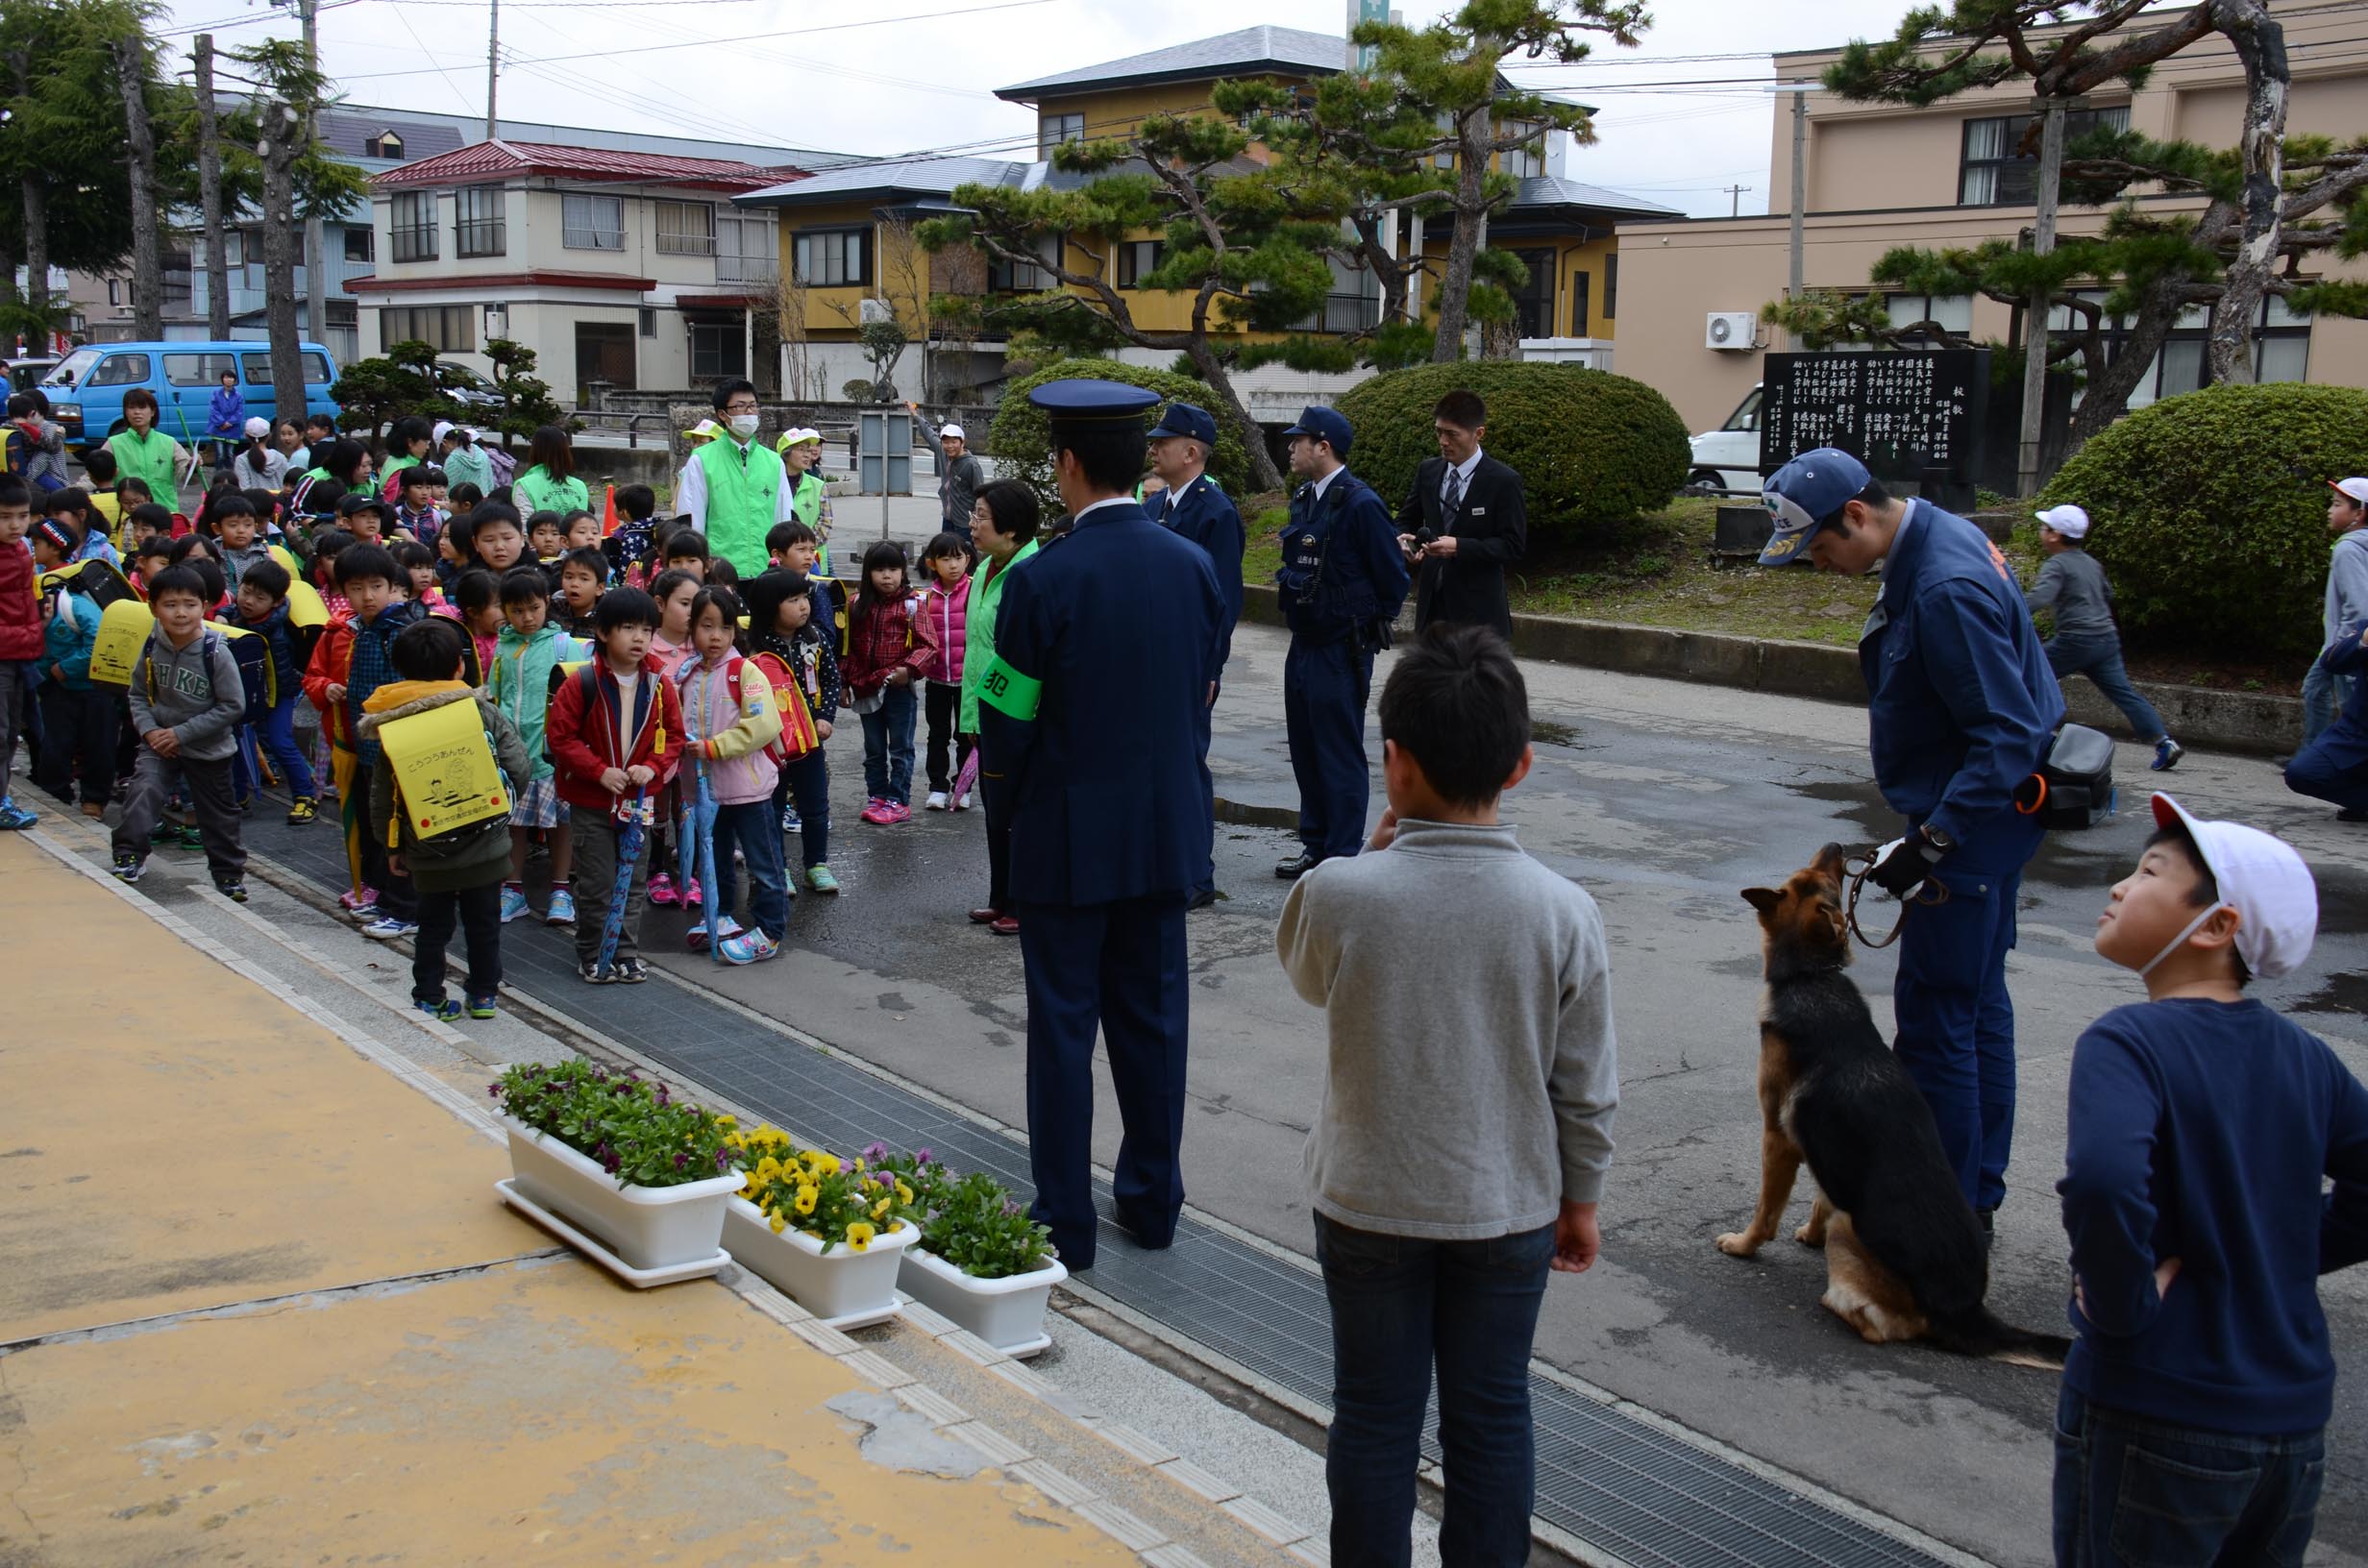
[857,298,895,326]
[1706,311,1760,351]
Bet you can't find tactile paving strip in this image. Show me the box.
[235,812,1951,1568]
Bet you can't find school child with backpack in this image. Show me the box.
[488,566,586,926]
[231,558,321,824]
[303,543,427,933]
[842,541,935,825]
[747,569,840,892]
[211,495,271,597]
[0,473,38,831]
[31,537,115,819]
[915,530,974,810]
[359,617,532,1020]
[111,564,248,899]
[547,587,683,984]
[554,547,605,639]
[674,584,787,964]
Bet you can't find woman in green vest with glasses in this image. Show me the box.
[511,425,588,518]
[108,389,190,507]
[776,426,836,574]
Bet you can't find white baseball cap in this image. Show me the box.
[432,420,457,445]
[2331,478,2368,505]
[940,423,965,440]
[2150,794,2317,980]
[2035,503,2090,539]
[242,416,270,439]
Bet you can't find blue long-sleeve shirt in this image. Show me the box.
[2060,997,2368,1433]
[2325,529,2368,649]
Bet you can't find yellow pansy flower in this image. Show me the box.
[768,1212,787,1235]
[895,1182,915,1206]
[715,1115,737,1131]
[871,1197,892,1219]
[846,1222,876,1253]
[756,1156,781,1182]
[794,1186,818,1215]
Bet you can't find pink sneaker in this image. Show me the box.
[339,885,379,912]
[858,798,891,825]
[887,801,913,824]
[682,877,703,908]
[647,872,678,906]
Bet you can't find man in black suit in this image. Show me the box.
[1394,389,1526,640]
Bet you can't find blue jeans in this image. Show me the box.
[773,747,830,867]
[2046,634,2166,744]
[1315,1213,1554,1568]
[707,797,788,940]
[233,695,319,803]
[2302,658,2355,744]
[860,682,917,803]
[2053,1386,2325,1567]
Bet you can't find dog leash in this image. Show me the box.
[1841,844,1951,949]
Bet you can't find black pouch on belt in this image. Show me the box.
[2014,723,2116,830]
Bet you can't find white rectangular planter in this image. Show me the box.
[897,1247,1068,1358]
[501,1115,742,1272]
[722,1196,916,1327]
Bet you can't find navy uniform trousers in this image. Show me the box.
[1017,894,1192,1267]
[1285,635,1375,861]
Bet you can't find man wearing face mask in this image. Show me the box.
[678,379,798,578]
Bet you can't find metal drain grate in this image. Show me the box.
[234,814,1955,1568]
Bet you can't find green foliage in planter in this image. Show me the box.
[989,357,1260,521]
[874,1148,1052,1278]
[492,1059,736,1188]
[1333,360,1690,544]
[730,1131,914,1254]
[2041,382,2368,663]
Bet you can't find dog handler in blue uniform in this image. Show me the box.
[1145,401,1245,909]
[977,379,1226,1270]
[1763,449,2062,1232]
[1274,405,1411,881]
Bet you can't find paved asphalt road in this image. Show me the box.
[639,621,2368,1568]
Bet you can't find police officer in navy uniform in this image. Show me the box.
[976,379,1226,1270]
[1274,405,1411,880]
[1764,448,2062,1233]
[1144,401,1245,909]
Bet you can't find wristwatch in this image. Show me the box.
[1918,825,1956,859]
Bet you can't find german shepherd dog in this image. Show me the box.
[1723,844,2069,1365]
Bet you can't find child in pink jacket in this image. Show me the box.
[917,530,974,811]
[674,584,784,965]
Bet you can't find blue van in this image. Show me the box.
[39,341,340,452]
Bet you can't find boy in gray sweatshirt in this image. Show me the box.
[1275,623,1616,1568]
[112,564,249,897]
[2027,503,2181,772]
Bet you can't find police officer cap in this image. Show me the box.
[1759,447,1870,566]
[1147,402,1217,449]
[1027,378,1161,429]
[1281,405,1352,458]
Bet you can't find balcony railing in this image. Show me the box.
[1294,291,1381,334]
[717,254,779,287]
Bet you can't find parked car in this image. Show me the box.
[1687,384,1764,494]
[435,361,507,412]
[7,358,60,395]
[40,341,340,452]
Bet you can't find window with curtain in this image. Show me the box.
[1959,105,2130,205]
[562,193,625,251]
[655,200,716,257]
[793,228,869,286]
[390,191,437,262]
[1039,111,1085,158]
[380,305,476,354]
[455,184,506,258]
[1117,239,1164,287]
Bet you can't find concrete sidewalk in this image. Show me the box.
[0,831,1302,1568]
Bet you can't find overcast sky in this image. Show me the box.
[157,0,1922,218]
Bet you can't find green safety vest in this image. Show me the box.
[789,468,824,528]
[108,428,181,501]
[694,438,785,577]
[379,453,422,497]
[513,466,589,518]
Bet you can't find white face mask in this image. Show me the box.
[2138,900,2231,978]
[728,414,760,439]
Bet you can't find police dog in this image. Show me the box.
[1722,844,2069,1365]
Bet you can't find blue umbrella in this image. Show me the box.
[596,787,650,977]
[678,758,722,961]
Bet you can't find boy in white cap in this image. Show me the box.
[2028,502,2181,771]
[2304,478,2368,742]
[2056,794,2368,1566]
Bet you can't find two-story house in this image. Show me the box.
[1614,5,2368,436]
[734,24,1677,408]
[348,140,813,401]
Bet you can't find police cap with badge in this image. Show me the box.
[1032,378,1161,440]
[1147,402,1218,450]
[1281,404,1354,458]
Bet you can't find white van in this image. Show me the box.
[1686,384,1764,494]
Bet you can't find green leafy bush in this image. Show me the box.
[1333,361,1690,543]
[988,357,1260,519]
[491,1059,737,1188]
[2041,382,2368,662]
[874,1147,1054,1277]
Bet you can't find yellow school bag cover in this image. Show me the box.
[377,698,511,839]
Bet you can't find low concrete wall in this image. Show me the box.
[1238,583,2299,757]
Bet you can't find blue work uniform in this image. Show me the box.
[1862,499,2064,1213]
[1150,473,1245,896]
[1277,470,1410,862]
[2286,630,2368,812]
[979,495,1226,1269]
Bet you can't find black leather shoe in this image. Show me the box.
[1274,851,1324,880]
[1114,1203,1176,1251]
[1186,888,1219,910]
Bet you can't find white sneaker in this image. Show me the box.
[953,790,972,811]
[925,791,950,812]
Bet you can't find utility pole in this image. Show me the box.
[485,0,500,140]
[195,35,232,342]
[1723,184,1752,218]
[299,0,325,359]
[2015,96,2069,498]
[1770,82,1812,352]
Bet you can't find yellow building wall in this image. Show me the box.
[1416,232,1622,340]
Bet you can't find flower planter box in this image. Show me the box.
[897,1247,1068,1359]
[722,1196,916,1328]
[500,1114,741,1279]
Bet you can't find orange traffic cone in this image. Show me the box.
[601,482,619,536]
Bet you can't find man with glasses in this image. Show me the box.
[1760,448,2060,1237]
[678,379,797,577]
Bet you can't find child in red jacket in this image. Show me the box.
[842,540,935,825]
[0,474,41,830]
[915,530,974,812]
[547,585,682,984]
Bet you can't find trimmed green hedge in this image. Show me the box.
[987,357,1260,519]
[2040,382,2368,663]
[1333,361,1690,541]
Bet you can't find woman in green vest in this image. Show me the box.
[777,427,836,574]
[959,478,1042,931]
[512,425,588,517]
[376,415,434,502]
[107,389,188,507]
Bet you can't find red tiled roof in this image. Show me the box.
[375,139,809,193]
